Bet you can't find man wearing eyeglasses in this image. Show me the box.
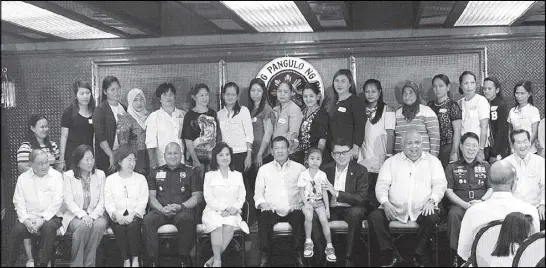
[311,137,369,267]
[7,149,64,267]
[369,129,447,267]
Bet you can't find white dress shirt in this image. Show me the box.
[504,153,545,207]
[145,107,186,166]
[457,192,540,261]
[218,106,254,154]
[104,172,149,219]
[61,169,106,235]
[376,152,447,223]
[13,168,64,223]
[333,164,351,207]
[254,159,306,217]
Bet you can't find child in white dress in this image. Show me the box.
[298,148,336,262]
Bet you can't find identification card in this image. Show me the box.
[156,171,166,179]
[338,107,346,112]
[252,117,257,123]
[491,106,498,111]
[278,118,287,124]
[439,109,447,113]
[88,119,93,124]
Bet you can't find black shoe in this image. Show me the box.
[381,250,403,267]
[411,254,424,267]
[260,254,269,267]
[295,254,305,267]
[180,257,192,267]
[343,258,353,267]
[452,255,459,267]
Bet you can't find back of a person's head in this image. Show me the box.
[492,212,534,257]
[489,160,517,191]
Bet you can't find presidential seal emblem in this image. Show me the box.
[256,57,324,109]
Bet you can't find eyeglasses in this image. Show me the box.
[332,150,350,157]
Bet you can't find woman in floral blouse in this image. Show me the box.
[117,88,150,176]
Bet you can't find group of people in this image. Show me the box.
[5,68,545,267]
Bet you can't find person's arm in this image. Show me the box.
[478,118,489,149]
[384,106,396,155]
[530,121,539,147]
[181,167,204,209]
[89,171,106,219]
[182,191,203,209]
[482,188,493,200]
[315,111,329,152]
[103,176,116,219]
[116,114,131,146]
[336,165,369,206]
[16,143,32,174]
[429,159,447,204]
[457,210,475,260]
[134,175,149,219]
[242,107,255,148]
[59,127,69,169]
[203,172,229,211]
[12,176,30,223]
[257,117,274,160]
[93,105,111,159]
[41,175,64,221]
[424,108,441,157]
[145,113,159,168]
[185,140,200,165]
[445,189,470,209]
[148,190,163,212]
[351,96,366,147]
[322,188,330,209]
[376,159,392,206]
[451,120,462,161]
[63,173,87,218]
[287,105,303,143]
[234,173,246,211]
[254,166,267,208]
[496,103,511,158]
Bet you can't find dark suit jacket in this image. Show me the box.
[322,161,369,207]
[93,100,127,171]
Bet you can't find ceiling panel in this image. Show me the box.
[307,1,347,28]
[180,1,244,31]
[419,1,456,26]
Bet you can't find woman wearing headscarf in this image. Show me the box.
[117,88,150,176]
[394,81,440,156]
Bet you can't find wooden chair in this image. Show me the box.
[513,232,545,267]
[461,219,503,267]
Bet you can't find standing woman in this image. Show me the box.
[93,76,127,174]
[293,82,329,165]
[59,81,95,171]
[104,145,149,267]
[507,81,541,154]
[328,69,365,161]
[218,82,254,174]
[482,76,511,162]
[457,71,490,162]
[182,83,222,174]
[394,81,441,156]
[117,88,150,176]
[427,74,462,168]
[201,143,249,267]
[358,79,395,208]
[61,145,108,267]
[248,78,275,168]
[272,81,304,155]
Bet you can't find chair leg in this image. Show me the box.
[434,225,439,267]
[241,234,246,267]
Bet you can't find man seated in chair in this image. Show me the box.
[503,129,545,230]
[254,136,307,267]
[311,137,369,267]
[7,149,64,267]
[368,129,447,267]
[143,142,204,267]
[457,159,540,263]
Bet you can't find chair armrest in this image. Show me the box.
[242,201,250,223]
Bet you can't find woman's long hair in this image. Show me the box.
[209,142,235,171]
[221,82,241,118]
[363,79,386,125]
[332,69,357,103]
[189,83,210,109]
[248,78,267,117]
[513,80,534,107]
[491,212,534,257]
[71,144,96,179]
[101,76,120,102]
[69,81,96,118]
[27,115,55,155]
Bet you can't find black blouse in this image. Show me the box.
[488,97,511,158]
[328,94,366,147]
[297,108,329,152]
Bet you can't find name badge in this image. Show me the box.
[439,109,447,113]
[491,106,498,111]
[338,107,346,113]
[252,117,257,123]
[278,118,287,124]
[156,171,166,179]
[88,119,93,124]
[474,166,485,173]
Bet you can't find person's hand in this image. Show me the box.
[82,215,94,228]
[468,200,482,206]
[114,211,126,224]
[351,145,359,160]
[489,157,498,164]
[193,159,203,172]
[56,161,66,172]
[321,181,336,195]
[449,153,458,163]
[476,149,485,163]
[255,151,264,168]
[326,208,330,220]
[108,155,116,172]
[227,207,239,216]
[538,205,545,221]
[382,201,398,221]
[124,213,135,224]
[258,203,273,212]
[421,200,435,216]
[23,219,35,233]
[303,202,313,213]
[244,154,252,172]
[221,210,230,217]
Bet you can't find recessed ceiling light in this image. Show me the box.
[455,1,536,26]
[1,1,119,39]
[220,1,313,32]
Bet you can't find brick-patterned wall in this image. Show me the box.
[1,37,544,263]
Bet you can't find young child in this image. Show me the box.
[297,147,336,261]
[490,212,535,267]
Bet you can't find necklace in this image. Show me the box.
[435,98,449,106]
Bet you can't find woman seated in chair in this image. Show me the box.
[202,142,249,267]
[490,212,535,267]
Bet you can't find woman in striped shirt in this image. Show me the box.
[394,81,440,156]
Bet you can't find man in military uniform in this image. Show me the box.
[143,142,204,267]
[444,132,493,267]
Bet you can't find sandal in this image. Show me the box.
[303,241,314,258]
[325,246,337,262]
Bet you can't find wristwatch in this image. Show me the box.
[427,198,437,206]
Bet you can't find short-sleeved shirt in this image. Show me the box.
[297,169,328,201]
[251,104,275,158]
[458,94,490,146]
[428,99,462,146]
[61,106,94,147]
[181,109,220,162]
[508,104,541,152]
[273,101,303,143]
[17,141,59,166]
[445,159,491,202]
[297,108,329,153]
[147,163,203,207]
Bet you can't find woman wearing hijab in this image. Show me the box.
[117,88,150,176]
[394,81,440,156]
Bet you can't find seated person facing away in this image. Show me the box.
[298,148,336,262]
[369,129,447,267]
[445,132,493,267]
[457,159,540,263]
[490,212,536,267]
[504,129,545,229]
[254,136,307,267]
[143,142,204,267]
[7,149,64,267]
[311,138,369,267]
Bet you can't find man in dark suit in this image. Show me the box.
[311,137,369,267]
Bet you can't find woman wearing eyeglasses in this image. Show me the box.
[104,145,149,267]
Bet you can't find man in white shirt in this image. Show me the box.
[7,149,64,267]
[369,129,447,267]
[146,82,186,168]
[254,136,307,267]
[504,129,545,229]
[457,159,540,262]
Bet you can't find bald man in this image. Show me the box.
[143,142,204,267]
[457,159,540,262]
[8,149,64,267]
[369,129,447,267]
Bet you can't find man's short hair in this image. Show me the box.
[331,137,352,149]
[271,136,289,148]
[155,82,176,99]
[460,132,479,144]
[509,129,530,144]
[29,148,47,163]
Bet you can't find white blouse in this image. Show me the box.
[218,106,254,154]
[104,171,149,219]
